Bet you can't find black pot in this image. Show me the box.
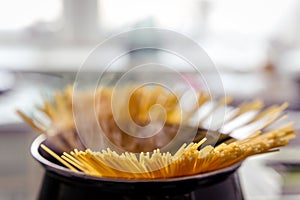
[31,135,244,200]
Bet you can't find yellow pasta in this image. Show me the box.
[19,85,296,179]
[41,124,295,179]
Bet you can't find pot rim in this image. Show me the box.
[31,134,242,183]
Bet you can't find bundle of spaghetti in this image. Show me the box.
[19,84,289,153]
[41,123,295,179]
[17,85,228,152]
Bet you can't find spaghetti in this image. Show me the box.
[40,124,295,179]
[18,85,296,179]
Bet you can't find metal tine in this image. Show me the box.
[178,91,199,124]
[197,96,233,126]
[196,101,287,145]
[259,113,287,131]
[182,92,211,124]
[216,100,264,132]
[228,112,287,140]
[219,102,287,135]
[198,99,263,134]
[218,110,259,134]
[196,113,284,146]
[246,102,288,125]
[201,105,233,132]
[264,112,292,131]
[228,103,287,132]
[223,99,264,124]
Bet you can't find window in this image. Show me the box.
[0,0,62,31]
[207,0,297,39]
[98,0,204,35]
[0,0,299,72]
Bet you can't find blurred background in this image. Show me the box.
[1,0,300,199]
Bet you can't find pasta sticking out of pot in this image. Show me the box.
[18,85,296,179]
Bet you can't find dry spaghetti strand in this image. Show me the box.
[42,124,295,179]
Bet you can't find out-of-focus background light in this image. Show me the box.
[0,0,299,74]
